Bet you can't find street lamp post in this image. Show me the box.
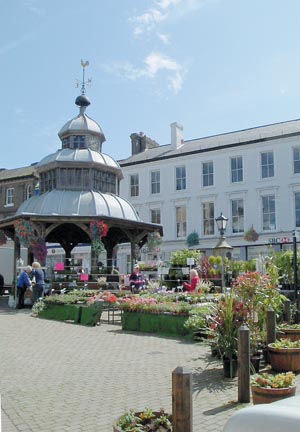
[213,213,233,293]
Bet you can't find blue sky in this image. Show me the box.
[2,0,300,169]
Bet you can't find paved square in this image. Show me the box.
[0,298,299,432]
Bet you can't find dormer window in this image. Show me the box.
[73,136,85,149]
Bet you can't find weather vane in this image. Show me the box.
[76,59,92,95]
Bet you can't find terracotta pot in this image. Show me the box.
[251,385,296,404]
[268,344,300,372]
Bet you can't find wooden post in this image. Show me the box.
[267,308,276,345]
[172,366,193,432]
[238,325,250,403]
[284,299,291,324]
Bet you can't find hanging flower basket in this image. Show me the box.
[32,239,48,264]
[89,220,109,239]
[91,239,105,254]
[0,229,7,246]
[14,219,37,247]
[244,226,259,242]
[89,220,109,254]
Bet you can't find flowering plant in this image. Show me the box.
[251,372,295,389]
[0,229,7,246]
[269,339,300,349]
[116,407,172,431]
[120,296,192,315]
[32,239,47,264]
[14,219,37,247]
[89,220,109,254]
[87,291,118,306]
[244,225,259,242]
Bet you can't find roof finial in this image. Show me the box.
[76,60,92,95]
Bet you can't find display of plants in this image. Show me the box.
[169,248,201,267]
[114,408,172,432]
[87,291,119,305]
[120,296,193,315]
[251,371,295,389]
[269,339,300,349]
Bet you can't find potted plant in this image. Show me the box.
[268,339,300,372]
[209,291,249,378]
[251,371,296,404]
[277,323,300,341]
[113,408,172,431]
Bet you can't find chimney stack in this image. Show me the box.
[170,122,184,150]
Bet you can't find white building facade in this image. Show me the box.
[118,120,300,265]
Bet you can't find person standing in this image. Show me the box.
[0,273,4,296]
[129,264,145,293]
[17,266,32,309]
[31,261,45,303]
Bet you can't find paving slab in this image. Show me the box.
[0,296,299,432]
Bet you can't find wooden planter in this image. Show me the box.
[277,328,300,341]
[268,344,300,372]
[251,385,296,404]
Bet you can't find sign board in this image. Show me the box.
[158,267,169,275]
[186,258,194,266]
[182,267,190,275]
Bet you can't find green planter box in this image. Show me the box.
[38,303,102,326]
[121,311,192,338]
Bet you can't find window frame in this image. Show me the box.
[176,206,187,238]
[202,202,214,235]
[202,161,214,187]
[130,174,139,197]
[151,208,161,224]
[230,156,243,183]
[261,151,274,179]
[262,194,276,231]
[151,170,160,195]
[175,166,186,191]
[293,147,300,174]
[231,198,244,233]
[5,187,14,206]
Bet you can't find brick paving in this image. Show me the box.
[0,296,299,432]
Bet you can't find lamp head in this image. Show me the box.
[215,212,228,236]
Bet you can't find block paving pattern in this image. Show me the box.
[0,297,299,432]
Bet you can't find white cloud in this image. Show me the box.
[155,0,182,9]
[105,52,185,94]
[130,8,167,36]
[157,33,171,45]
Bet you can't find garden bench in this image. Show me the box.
[223,395,300,432]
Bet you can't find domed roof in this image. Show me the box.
[36,148,121,172]
[58,111,105,143]
[16,190,140,221]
